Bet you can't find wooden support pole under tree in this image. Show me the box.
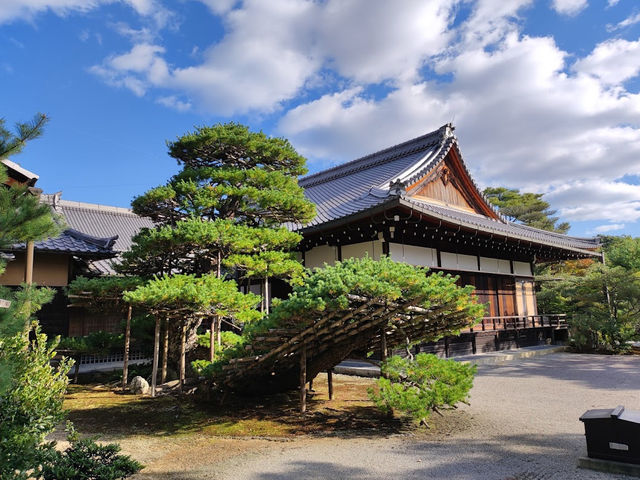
[180,323,186,392]
[122,305,132,391]
[161,317,169,384]
[380,328,388,362]
[327,369,333,400]
[217,315,222,347]
[151,316,160,397]
[299,344,307,414]
[209,317,215,361]
[264,276,269,315]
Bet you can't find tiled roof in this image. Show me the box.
[297,124,599,255]
[299,125,451,228]
[42,195,154,252]
[11,229,116,257]
[35,194,154,274]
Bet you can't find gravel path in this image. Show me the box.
[208,353,640,480]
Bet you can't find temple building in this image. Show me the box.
[294,124,599,355]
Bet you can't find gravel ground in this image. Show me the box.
[204,353,640,480]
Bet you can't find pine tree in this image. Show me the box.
[484,187,569,234]
[120,123,316,360]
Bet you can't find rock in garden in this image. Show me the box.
[130,375,150,395]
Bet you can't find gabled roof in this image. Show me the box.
[1,159,39,186]
[10,229,116,258]
[297,124,599,255]
[39,193,155,274]
[42,193,154,252]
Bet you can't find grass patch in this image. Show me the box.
[64,373,411,439]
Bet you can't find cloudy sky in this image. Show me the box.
[2,0,640,237]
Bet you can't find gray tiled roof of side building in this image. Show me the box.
[41,194,154,252]
[296,124,599,254]
[11,229,116,257]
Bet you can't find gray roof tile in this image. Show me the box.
[297,124,599,254]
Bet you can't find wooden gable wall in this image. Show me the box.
[406,149,499,219]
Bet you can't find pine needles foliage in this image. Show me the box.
[368,354,476,426]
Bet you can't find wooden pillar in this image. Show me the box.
[25,241,34,285]
[209,317,215,362]
[380,329,388,362]
[299,344,307,413]
[122,305,132,391]
[179,323,186,392]
[161,317,169,384]
[327,369,333,400]
[151,316,160,397]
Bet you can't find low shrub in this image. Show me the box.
[37,424,143,480]
[368,354,476,426]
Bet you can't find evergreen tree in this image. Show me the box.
[120,123,316,360]
[484,187,570,234]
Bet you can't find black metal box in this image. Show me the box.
[580,405,640,464]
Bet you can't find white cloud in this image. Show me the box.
[156,95,191,111]
[593,223,625,233]
[89,43,168,96]
[317,0,457,84]
[49,0,640,227]
[574,38,640,85]
[279,24,640,224]
[546,180,640,223]
[0,0,106,24]
[607,12,640,31]
[197,0,237,15]
[0,0,173,28]
[551,0,588,16]
[608,0,620,6]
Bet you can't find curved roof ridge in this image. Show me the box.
[65,228,118,249]
[300,124,452,188]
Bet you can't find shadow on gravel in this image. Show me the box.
[397,433,598,480]
[477,353,640,391]
[218,433,596,480]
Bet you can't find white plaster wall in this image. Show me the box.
[513,261,532,276]
[440,251,458,270]
[389,243,437,267]
[305,244,338,269]
[458,253,478,270]
[341,240,383,261]
[440,251,479,271]
[498,259,512,274]
[479,256,499,273]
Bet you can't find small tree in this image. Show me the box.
[124,273,260,393]
[368,354,477,427]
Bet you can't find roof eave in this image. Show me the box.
[295,197,402,236]
[397,198,600,257]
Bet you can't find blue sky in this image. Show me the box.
[2,0,640,238]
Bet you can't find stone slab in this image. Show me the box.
[578,456,640,477]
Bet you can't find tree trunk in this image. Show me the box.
[209,317,215,362]
[299,344,307,413]
[180,323,186,392]
[162,317,169,384]
[264,276,269,315]
[151,316,160,397]
[122,305,132,391]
